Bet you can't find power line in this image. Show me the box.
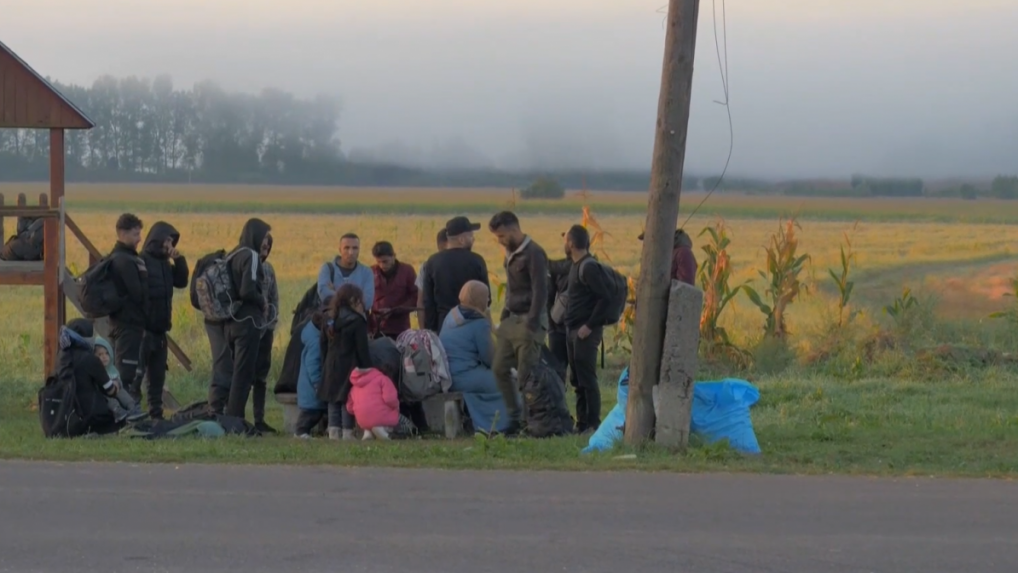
[680,0,733,230]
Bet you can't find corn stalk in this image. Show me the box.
[697,219,749,358]
[743,217,811,339]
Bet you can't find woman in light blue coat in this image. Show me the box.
[439,280,511,435]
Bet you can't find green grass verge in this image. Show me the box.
[3,368,1017,476]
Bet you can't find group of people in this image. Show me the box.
[54,207,698,440]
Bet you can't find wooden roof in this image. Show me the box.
[0,40,94,130]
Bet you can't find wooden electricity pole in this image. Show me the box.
[624,0,701,444]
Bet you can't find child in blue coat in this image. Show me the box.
[294,309,328,437]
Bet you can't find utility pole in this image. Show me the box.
[625,0,701,444]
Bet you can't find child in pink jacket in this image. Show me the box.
[346,368,416,440]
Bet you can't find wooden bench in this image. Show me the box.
[275,393,299,435]
[422,392,465,439]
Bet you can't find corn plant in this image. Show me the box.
[580,205,613,263]
[829,223,859,327]
[743,217,811,339]
[697,219,748,358]
[884,287,919,326]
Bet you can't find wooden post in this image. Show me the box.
[624,0,701,445]
[0,193,5,240]
[43,129,64,375]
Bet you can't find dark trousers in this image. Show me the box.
[567,326,603,432]
[135,330,168,419]
[225,319,263,420]
[205,321,233,414]
[111,324,145,403]
[296,408,327,436]
[327,402,356,430]
[252,329,274,424]
[548,328,569,382]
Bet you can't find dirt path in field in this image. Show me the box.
[819,253,1018,319]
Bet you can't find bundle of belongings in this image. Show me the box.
[581,368,762,455]
[1,217,44,261]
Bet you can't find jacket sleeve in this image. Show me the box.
[422,259,437,331]
[401,266,419,312]
[526,248,549,332]
[111,254,145,305]
[305,339,323,391]
[86,356,113,396]
[355,319,373,369]
[317,263,336,302]
[171,255,190,289]
[581,260,613,328]
[478,256,491,309]
[236,250,265,308]
[475,321,495,369]
[381,376,399,409]
[547,258,570,311]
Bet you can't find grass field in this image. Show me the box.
[1,183,1017,476]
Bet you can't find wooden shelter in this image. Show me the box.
[0,40,93,375]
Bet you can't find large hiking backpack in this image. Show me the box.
[168,400,258,436]
[394,330,452,403]
[0,218,44,261]
[77,257,127,319]
[193,248,255,321]
[38,373,119,438]
[120,418,228,439]
[520,347,574,438]
[579,258,630,326]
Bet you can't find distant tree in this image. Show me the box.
[990,175,1018,200]
[521,176,565,200]
[960,184,979,200]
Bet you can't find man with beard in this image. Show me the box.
[488,211,549,435]
[107,213,148,404]
[370,241,418,339]
[135,221,189,420]
[421,217,489,332]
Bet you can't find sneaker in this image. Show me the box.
[327,427,341,440]
[362,430,374,441]
[124,405,148,423]
[254,421,279,435]
[295,433,311,439]
[342,429,357,441]
[371,427,391,440]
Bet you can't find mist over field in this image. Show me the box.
[2,0,1016,180]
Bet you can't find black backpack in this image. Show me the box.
[168,400,258,436]
[38,373,119,438]
[77,257,125,319]
[578,258,629,326]
[521,347,575,438]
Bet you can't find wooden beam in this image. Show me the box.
[64,215,103,260]
[43,128,64,375]
[0,207,60,217]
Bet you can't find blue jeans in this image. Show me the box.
[328,401,355,430]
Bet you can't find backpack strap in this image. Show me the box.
[577,257,596,285]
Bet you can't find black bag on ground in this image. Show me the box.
[578,258,629,326]
[77,257,125,319]
[38,373,119,438]
[521,347,574,438]
[169,400,258,436]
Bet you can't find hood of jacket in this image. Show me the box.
[60,319,95,352]
[349,367,383,388]
[336,306,365,329]
[238,218,271,252]
[674,230,693,250]
[451,305,486,326]
[92,336,119,380]
[301,317,322,347]
[143,221,180,259]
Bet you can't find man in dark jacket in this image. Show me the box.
[108,213,149,403]
[563,225,614,433]
[225,218,273,421]
[249,235,279,434]
[638,228,698,286]
[416,229,447,329]
[135,221,189,420]
[421,216,489,332]
[488,211,549,434]
[370,241,418,339]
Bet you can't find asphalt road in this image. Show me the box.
[0,461,1015,573]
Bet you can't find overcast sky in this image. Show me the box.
[2,0,1016,178]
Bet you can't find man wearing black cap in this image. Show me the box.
[638,228,698,286]
[421,217,490,332]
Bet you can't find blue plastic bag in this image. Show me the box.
[580,370,630,454]
[690,379,761,455]
[581,369,762,455]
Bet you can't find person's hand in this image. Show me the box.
[169,248,180,259]
[578,325,592,340]
[378,308,391,315]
